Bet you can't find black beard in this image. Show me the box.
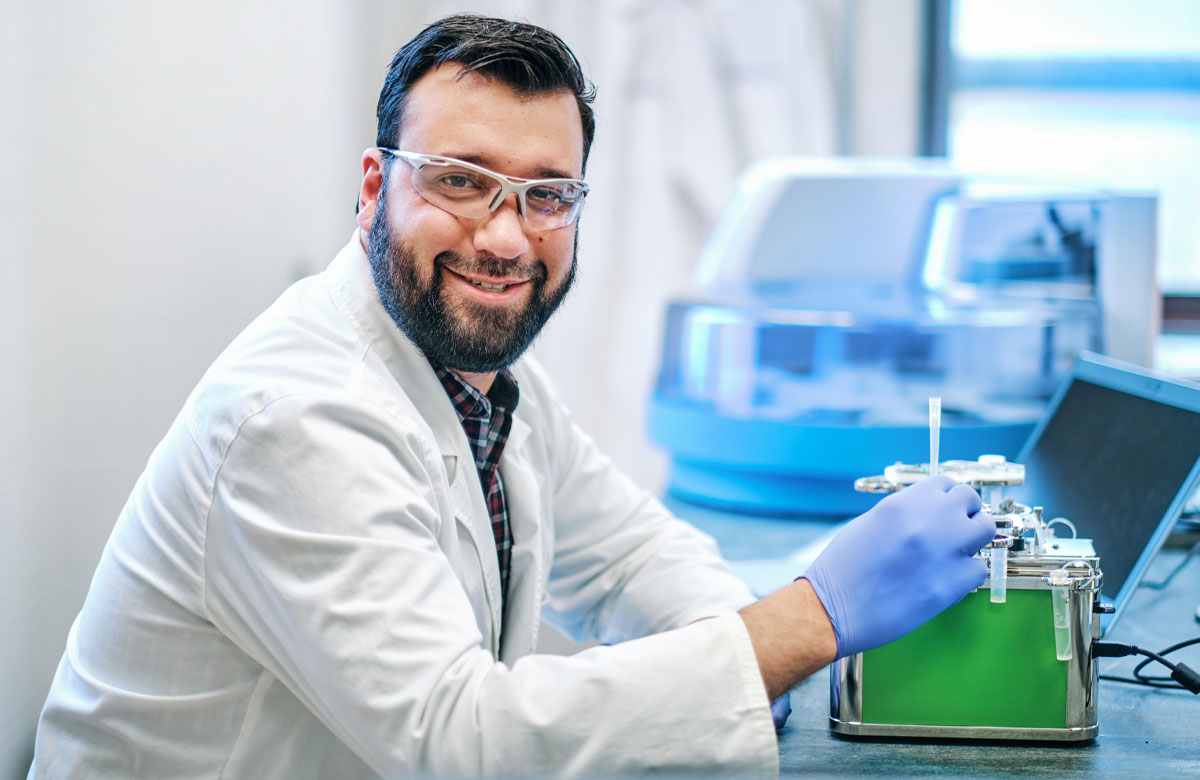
[366,186,576,374]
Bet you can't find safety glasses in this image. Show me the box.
[379,148,589,231]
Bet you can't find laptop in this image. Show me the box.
[1008,350,1200,636]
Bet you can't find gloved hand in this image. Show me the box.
[770,692,791,731]
[801,475,995,659]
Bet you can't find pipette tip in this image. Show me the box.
[929,397,942,477]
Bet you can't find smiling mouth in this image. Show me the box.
[469,278,511,292]
[445,267,528,294]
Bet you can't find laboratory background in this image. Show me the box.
[3,0,1200,776]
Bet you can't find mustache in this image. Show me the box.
[432,251,548,284]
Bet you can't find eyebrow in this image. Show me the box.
[445,152,577,181]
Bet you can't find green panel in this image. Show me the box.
[862,589,1067,728]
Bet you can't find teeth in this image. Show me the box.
[470,279,509,292]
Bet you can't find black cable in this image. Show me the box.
[1099,674,1192,690]
[1133,637,1200,684]
[1141,540,1200,591]
[1094,639,1200,693]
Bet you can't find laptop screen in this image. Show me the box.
[1010,352,1200,634]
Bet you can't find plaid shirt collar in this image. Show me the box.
[430,364,519,436]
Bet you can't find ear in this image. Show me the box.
[356,148,385,234]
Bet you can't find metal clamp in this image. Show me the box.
[1042,559,1100,590]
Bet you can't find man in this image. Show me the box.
[29,15,993,778]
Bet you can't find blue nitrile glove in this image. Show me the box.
[771,692,791,731]
[801,475,995,659]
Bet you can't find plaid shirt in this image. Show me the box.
[431,362,520,605]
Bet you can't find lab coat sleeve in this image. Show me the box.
[202,391,777,777]
[519,361,759,645]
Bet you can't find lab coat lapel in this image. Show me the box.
[325,233,504,653]
[397,355,504,657]
[497,415,543,662]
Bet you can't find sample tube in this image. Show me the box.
[1031,507,1045,558]
[990,544,1008,603]
[1048,568,1073,660]
[928,397,941,477]
[984,486,1000,511]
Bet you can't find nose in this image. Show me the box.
[472,193,531,260]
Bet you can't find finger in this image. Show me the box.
[949,556,989,595]
[945,482,983,516]
[897,474,956,502]
[958,510,997,555]
[921,474,958,494]
[926,557,988,617]
[934,501,994,555]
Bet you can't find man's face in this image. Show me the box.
[359,65,585,374]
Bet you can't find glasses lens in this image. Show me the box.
[410,163,501,219]
[407,156,587,229]
[524,182,587,229]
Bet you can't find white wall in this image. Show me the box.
[0,2,370,773]
[0,2,922,775]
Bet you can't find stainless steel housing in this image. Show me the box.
[830,543,1102,741]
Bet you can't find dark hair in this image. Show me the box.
[376,14,596,171]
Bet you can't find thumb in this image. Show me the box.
[959,510,997,556]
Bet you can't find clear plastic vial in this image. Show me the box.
[989,545,1008,603]
[1048,568,1073,661]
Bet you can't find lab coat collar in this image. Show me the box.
[325,232,470,462]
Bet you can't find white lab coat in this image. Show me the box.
[29,234,778,778]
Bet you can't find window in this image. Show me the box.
[926,0,1200,299]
